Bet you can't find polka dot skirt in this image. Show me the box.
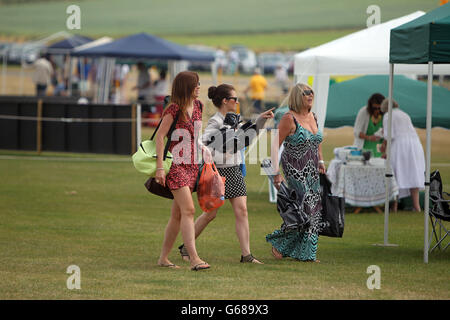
[216,166,247,199]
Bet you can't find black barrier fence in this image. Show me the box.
[0,96,136,155]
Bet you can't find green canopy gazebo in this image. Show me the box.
[388,2,450,263]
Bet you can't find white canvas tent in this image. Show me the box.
[294,11,450,252]
[294,11,450,132]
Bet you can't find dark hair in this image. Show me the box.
[367,93,385,115]
[208,84,235,107]
[169,71,199,120]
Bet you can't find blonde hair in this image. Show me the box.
[380,98,399,113]
[288,83,313,113]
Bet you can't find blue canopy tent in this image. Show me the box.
[71,32,215,61]
[46,35,94,54]
[46,35,95,95]
[71,32,215,103]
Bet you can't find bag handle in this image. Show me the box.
[149,100,180,161]
[149,98,202,161]
[319,173,332,195]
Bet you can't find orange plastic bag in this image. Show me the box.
[197,163,226,213]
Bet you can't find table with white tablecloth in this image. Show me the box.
[327,158,399,207]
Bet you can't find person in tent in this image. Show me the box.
[353,93,385,157]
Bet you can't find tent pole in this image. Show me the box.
[136,103,142,151]
[382,63,395,247]
[19,55,25,95]
[1,49,7,95]
[68,57,73,97]
[424,61,433,264]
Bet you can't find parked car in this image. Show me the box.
[0,42,12,59]
[257,52,288,74]
[7,42,44,64]
[187,45,228,72]
[230,45,257,74]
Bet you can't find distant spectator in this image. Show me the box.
[132,62,151,102]
[227,49,239,75]
[244,67,268,113]
[353,93,385,157]
[275,63,289,96]
[380,98,425,212]
[32,53,54,97]
[153,69,169,115]
[77,57,91,92]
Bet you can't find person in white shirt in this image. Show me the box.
[380,98,425,212]
[274,63,289,96]
[32,54,54,96]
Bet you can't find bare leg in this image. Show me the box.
[194,210,218,238]
[158,201,181,266]
[410,188,421,211]
[171,186,209,269]
[178,210,218,261]
[229,196,262,263]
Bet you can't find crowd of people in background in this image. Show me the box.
[28,54,169,107]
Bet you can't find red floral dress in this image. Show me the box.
[163,100,202,191]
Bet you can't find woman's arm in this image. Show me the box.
[354,107,367,138]
[255,108,275,132]
[155,113,174,186]
[318,143,326,174]
[272,113,295,188]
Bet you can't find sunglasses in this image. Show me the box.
[302,89,314,96]
[226,96,239,102]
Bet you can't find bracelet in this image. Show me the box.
[318,160,325,165]
[156,167,165,171]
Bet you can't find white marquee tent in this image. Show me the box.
[294,11,450,132]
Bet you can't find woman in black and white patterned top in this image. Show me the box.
[178,83,274,264]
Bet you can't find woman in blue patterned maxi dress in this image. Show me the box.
[266,83,326,262]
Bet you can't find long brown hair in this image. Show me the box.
[169,71,199,120]
[367,93,385,116]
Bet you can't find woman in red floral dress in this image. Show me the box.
[155,71,212,271]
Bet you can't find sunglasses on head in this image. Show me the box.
[226,96,239,102]
[302,89,314,96]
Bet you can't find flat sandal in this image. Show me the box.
[240,253,263,264]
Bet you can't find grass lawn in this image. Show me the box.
[0,0,437,38]
[0,127,449,300]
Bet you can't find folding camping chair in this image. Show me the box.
[429,170,450,252]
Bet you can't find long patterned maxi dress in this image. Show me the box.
[266,114,323,261]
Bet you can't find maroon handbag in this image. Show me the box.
[144,177,173,199]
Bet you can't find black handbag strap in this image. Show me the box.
[148,99,202,161]
[149,106,180,161]
[320,173,332,195]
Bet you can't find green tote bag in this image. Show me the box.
[132,111,180,176]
